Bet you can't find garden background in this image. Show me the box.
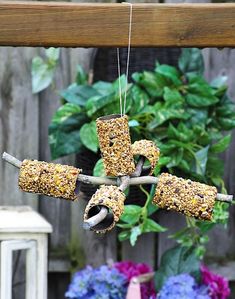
[0,0,235,298]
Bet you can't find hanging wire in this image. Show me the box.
[117,2,133,116]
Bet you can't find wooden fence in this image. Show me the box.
[0,0,235,298]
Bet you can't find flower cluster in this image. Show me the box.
[65,265,127,299]
[65,261,231,299]
[201,265,231,299]
[158,273,210,299]
[158,268,231,299]
[114,261,156,299]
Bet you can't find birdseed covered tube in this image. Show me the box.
[153,173,217,221]
[96,114,135,177]
[84,185,126,233]
[18,159,81,200]
[132,139,160,175]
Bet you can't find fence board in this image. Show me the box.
[38,48,74,252]
[203,48,235,260]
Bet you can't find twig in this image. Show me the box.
[119,175,130,192]
[132,156,145,177]
[216,193,234,203]
[83,206,108,230]
[2,152,22,168]
[2,152,233,204]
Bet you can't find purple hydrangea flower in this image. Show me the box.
[65,265,127,299]
[201,265,231,299]
[158,273,210,299]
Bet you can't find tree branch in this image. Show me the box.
[2,152,233,204]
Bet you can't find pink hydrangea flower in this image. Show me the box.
[114,261,156,299]
[201,265,230,299]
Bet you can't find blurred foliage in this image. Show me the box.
[32,48,235,256]
[32,48,60,93]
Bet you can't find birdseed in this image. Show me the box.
[18,159,81,201]
[84,185,126,233]
[153,173,217,221]
[132,139,160,175]
[96,114,135,177]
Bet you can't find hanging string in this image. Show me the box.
[117,48,123,116]
[117,2,133,116]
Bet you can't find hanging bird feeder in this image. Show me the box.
[18,159,81,201]
[153,173,217,221]
[96,114,135,177]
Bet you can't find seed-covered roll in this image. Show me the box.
[18,159,81,200]
[84,185,126,233]
[132,140,160,175]
[96,114,135,177]
[153,173,217,221]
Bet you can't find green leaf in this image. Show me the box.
[76,65,88,85]
[192,145,210,176]
[163,87,184,106]
[218,117,235,130]
[132,71,167,97]
[85,93,116,117]
[51,103,81,124]
[60,84,99,106]
[129,120,140,127]
[93,81,113,95]
[118,230,131,242]
[207,156,224,178]
[148,103,190,130]
[186,76,219,107]
[80,121,99,153]
[120,205,142,225]
[167,148,184,168]
[210,75,227,88]
[154,246,200,291]
[156,64,182,86]
[45,48,60,61]
[178,48,204,76]
[93,159,105,177]
[129,85,149,114]
[147,202,158,216]
[49,121,84,160]
[211,134,231,153]
[142,219,166,233]
[49,105,87,159]
[130,226,142,246]
[32,57,56,93]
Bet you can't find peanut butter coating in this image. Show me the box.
[18,159,81,200]
[132,139,160,175]
[153,173,217,221]
[96,114,135,177]
[84,185,126,233]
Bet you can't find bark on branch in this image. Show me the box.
[2,152,233,231]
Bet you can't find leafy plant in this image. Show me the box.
[32,48,235,254]
[117,185,166,246]
[32,47,60,93]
